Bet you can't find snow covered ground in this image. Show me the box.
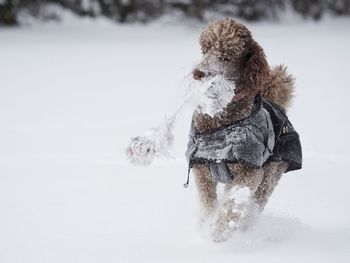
[1,16,350,263]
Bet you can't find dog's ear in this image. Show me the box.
[239,41,269,95]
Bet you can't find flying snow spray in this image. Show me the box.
[125,74,236,166]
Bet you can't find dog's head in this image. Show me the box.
[191,19,269,110]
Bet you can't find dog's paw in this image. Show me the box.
[211,227,232,243]
[210,206,240,242]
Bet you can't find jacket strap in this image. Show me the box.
[183,165,191,188]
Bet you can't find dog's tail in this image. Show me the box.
[262,65,295,110]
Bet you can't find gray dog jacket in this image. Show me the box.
[184,95,302,187]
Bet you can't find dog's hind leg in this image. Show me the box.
[193,164,218,221]
[253,161,289,212]
[211,163,264,242]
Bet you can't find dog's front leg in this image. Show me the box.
[254,161,289,211]
[211,163,264,242]
[193,164,218,221]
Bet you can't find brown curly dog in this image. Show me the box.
[190,18,295,242]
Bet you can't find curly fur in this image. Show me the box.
[190,19,294,242]
[263,65,295,109]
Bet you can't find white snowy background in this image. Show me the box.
[0,13,350,263]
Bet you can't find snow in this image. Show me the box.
[1,16,350,262]
[186,74,236,117]
[126,115,175,166]
[231,187,251,205]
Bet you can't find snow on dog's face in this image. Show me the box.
[186,19,260,117]
[186,55,237,117]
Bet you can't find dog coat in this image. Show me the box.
[184,95,302,186]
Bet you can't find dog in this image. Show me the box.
[186,18,302,242]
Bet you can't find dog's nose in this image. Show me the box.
[193,69,205,80]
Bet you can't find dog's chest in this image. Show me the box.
[192,98,254,133]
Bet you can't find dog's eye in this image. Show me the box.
[220,57,229,62]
